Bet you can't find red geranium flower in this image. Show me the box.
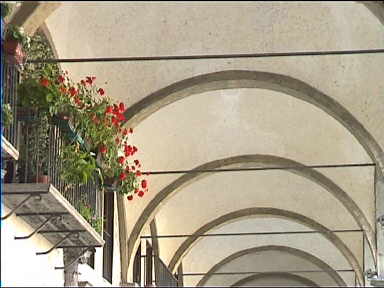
[99,145,107,154]
[136,171,142,176]
[119,102,125,112]
[97,88,105,96]
[133,146,138,153]
[119,172,126,181]
[111,117,119,126]
[40,78,50,87]
[69,87,78,97]
[117,113,125,122]
[122,128,128,136]
[141,179,147,189]
[86,76,95,85]
[58,75,65,83]
[118,156,125,164]
[74,96,82,106]
[138,190,144,197]
[134,159,140,166]
[127,195,133,201]
[113,104,119,115]
[105,106,113,114]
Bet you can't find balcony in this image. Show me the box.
[2,59,20,161]
[1,59,104,261]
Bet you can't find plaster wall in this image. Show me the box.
[0,206,64,287]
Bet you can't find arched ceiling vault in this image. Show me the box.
[123,70,384,175]
[197,245,347,287]
[127,154,375,274]
[121,70,381,283]
[230,272,320,287]
[167,207,363,285]
[39,2,384,285]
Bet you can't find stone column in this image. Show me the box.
[63,248,81,287]
[376,170,384,278]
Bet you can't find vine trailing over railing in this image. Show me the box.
[17,68,149,200]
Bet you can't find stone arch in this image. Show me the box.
[123,70,384,175]
[231,272,319,287]
[168,207,363,285]
[197,245,347,287]
[127,154,375,280]
[122,71,383,282]
[360,1,384,26]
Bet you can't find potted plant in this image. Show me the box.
[19,115,50,183]
[2,103,13,131]
[3,24,30,64]
[60,143,99,185]
[78,198,103,234]
[1,2,12,19]
[17,65,149,200]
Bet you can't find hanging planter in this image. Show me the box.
[17,68,149,201]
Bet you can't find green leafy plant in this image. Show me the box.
[16,32,148,200]
[2,103,13,128]
[60,143,98,184]
[1,2,13,18]
[5,24,31,49]
[78,198,103,234]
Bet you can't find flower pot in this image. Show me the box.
[27,174,50,183]
[3,38,19,54]
[3,39,25,64]
[37,175,50,184]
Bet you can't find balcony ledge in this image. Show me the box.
[1,135,19,160]
[2,183,104,249]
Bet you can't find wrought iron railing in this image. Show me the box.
[2,58,20,149]
[154,256,179,287]
[16,114,102,228]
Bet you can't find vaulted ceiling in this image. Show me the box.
[44,1,384,286]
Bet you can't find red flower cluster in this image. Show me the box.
[51,72,148,202]
[105,102,126,127]
[40,78,50,87]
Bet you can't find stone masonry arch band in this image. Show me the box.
[168,207,363,285]
[126,154,375,284]
[197,245,347,287]
[230,272,320,287]
[123,70,384,175]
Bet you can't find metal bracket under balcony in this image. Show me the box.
[1,183,104,251]
[1,135,19,160]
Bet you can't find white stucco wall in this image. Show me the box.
[1,206,64,287]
